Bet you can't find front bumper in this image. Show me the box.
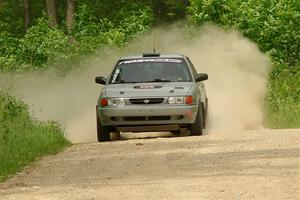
[98,104,198,126]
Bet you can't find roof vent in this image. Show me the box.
[143,53,160,57]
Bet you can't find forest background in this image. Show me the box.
[0,0,299,181]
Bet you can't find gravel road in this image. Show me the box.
[0,129,299,200]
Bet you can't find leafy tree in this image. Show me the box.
[18,18,70,68]
[0,0,24,35]
[188,0,299,66]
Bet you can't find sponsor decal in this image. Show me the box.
[119,59,182,65]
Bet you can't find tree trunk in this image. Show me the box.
[46,0,58,27]
[183,0,190,7]
[23,0,31,32]
[66,0,75,34]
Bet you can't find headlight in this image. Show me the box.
[108,98,125,106]
[168,96,185,104]
[168,96,193,104]
[100,98,125,107]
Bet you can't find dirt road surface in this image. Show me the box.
[0,129,299,200]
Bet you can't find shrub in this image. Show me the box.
[0,92,70,181]
[0,32,20,71]
[18,18,70,68]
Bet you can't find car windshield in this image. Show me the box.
[109,58,192,84]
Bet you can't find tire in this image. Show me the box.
[190,103,203,136]
[201,103,206,129]
[111,131,121,140]
[171,130,181,136]
[96,106,110,142]
[204,98,208,128]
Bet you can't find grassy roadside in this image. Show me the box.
[0,92,71,182]
[265,63,300,128]
[265,103,300,128]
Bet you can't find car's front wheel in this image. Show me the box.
[96,106,110,142]
[190,103,203,136]
[171,130,181,136]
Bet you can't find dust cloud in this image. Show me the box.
[4,24,271,143]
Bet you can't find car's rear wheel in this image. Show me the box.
[96,106,110,142]
[190,103,203,136]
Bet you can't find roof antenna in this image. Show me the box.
[153,31,156,53]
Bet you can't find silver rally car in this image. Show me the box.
[95,53,208,142]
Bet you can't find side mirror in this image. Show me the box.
[195,73,208,82]
[95,76,107,85]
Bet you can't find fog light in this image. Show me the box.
[186,110,193,117]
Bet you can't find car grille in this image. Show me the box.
[129,98,164,104]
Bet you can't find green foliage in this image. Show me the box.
[0,92,70,181]
[71,4,119,54]
[0,1,154,71]
[265,63,300,128]
[268,64,300,106]
[265,102,300,128]
[117,5,154,40]
[189,0,300,128]
[0,0,298,130]
[0,0,48,35]
[0,0,23,35]
[0,32,20,71]
[74,0,184,25]
[0,92,29,122]
[189,0,299,66]
[72,3,154,53]
[18,18,70,68]
[151,0,189,23]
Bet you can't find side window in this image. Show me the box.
[186,57,198,77]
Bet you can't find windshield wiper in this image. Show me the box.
[122,81,141,84]
[114,79,173,84]
[146,79,173,83]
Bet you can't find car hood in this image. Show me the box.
[104,82,194,97]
